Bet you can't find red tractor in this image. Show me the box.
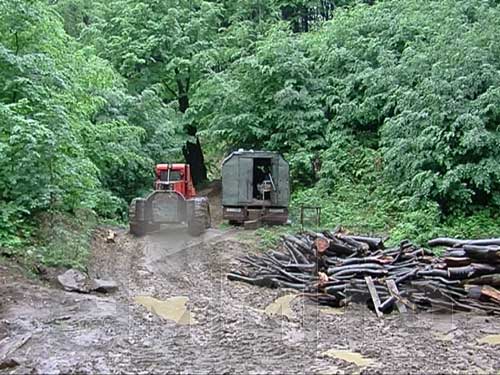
[129,163,211,236]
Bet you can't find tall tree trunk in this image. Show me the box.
[301,6,309,33]
[175,70,207,186]
[281,4,300,32]
[183,135,207,187]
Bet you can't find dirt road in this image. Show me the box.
[1,227,499,374]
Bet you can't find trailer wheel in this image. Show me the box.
[188,198,210,237]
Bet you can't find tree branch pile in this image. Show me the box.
[228,228,500,314]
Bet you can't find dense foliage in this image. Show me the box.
[0,0,498,266]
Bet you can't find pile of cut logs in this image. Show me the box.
[228,228,500,315]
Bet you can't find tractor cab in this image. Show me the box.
[154,163,196,199]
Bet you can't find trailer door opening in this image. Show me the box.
[253,157,273,201]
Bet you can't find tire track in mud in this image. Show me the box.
[2,227,500,374]
[109,227,329,374]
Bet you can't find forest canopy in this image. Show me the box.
[0,0,499,257]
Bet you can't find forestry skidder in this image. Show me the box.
[129,163,210,236]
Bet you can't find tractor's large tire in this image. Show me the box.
[129,198,147,237]
[205,204,212,229]
[187,198,210,237]
[130,221,147,237]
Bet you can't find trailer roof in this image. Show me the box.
[222,150,285,166]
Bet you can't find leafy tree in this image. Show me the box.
[307,0,500,212]
[196,25,327,186]
[381,1,500,211]
[85,0,227,185]
[1,0,499,258]
[0,0,160,247]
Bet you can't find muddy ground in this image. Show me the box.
[1,226,500,374]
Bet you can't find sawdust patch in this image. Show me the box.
[433,332,454,342]
[134,295,195,325]
[323,349,375,367]
[264,294,296,319]
[478,334,500,345]
[320,307,345,315]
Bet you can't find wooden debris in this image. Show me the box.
[106,230,116,243]
[365,276,383,318]
[478,285,500,303]
[228,228,500,315]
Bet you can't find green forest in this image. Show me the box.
[1,0,499,268]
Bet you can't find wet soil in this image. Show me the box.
[1,227,500,374]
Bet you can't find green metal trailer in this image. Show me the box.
[221,150,290,225]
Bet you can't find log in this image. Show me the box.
[343,235,384,250]
[471,285,500,304]
[327,240,356,256]
[386,279,408,313]
[336,234,370,252]
[395,269,418,284]
[340,256,393,266]
[314,237,330,254]
[227,273,278,288]
[444,249,467,257]
[229,230,500,316]
[464,274,500,287]
[379,296,396,312]
[327,263,384,275]
[283,242,309,265]
[428,238,500,248]
[443,257,472,267]
[462,245,500,262]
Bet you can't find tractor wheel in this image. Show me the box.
[129,198,147,237]
[130,221,147,237]
[205,204,212,229]
[188,198,210,237]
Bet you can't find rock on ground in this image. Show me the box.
[57,269,90,293]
